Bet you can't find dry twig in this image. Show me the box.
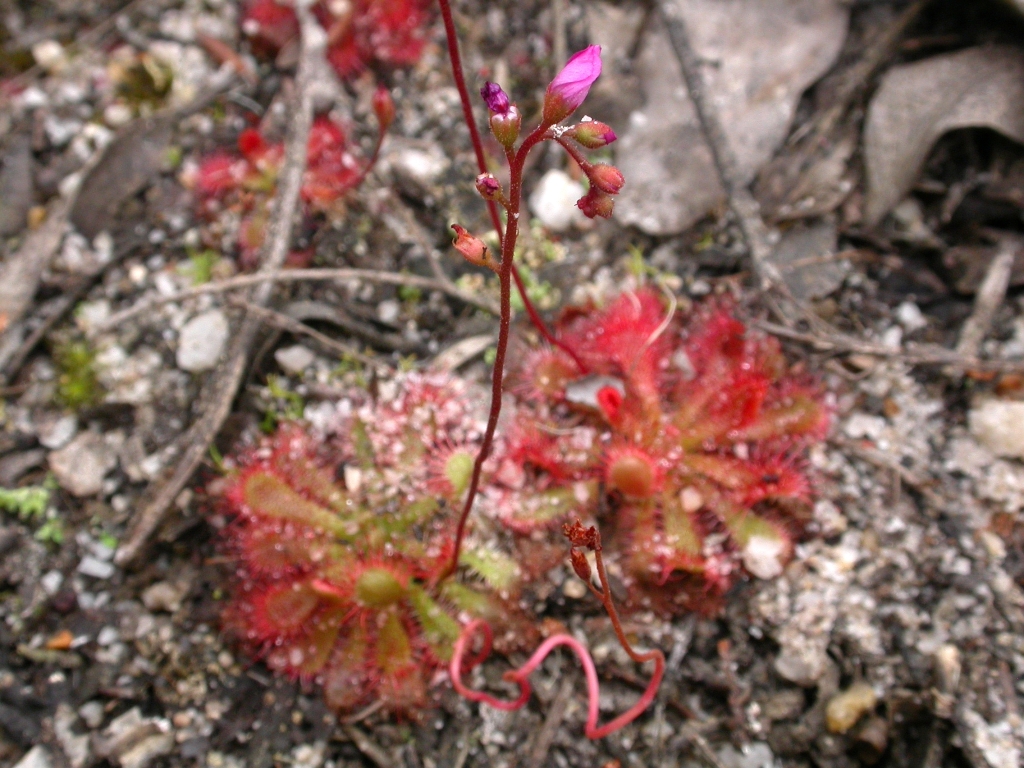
[341,724,395,768]
[790,0,931,149]
[116,2,328,565]
[94,267,497,335]
[226,298,392,372]
[655,0,778,290]
[756,319,1024,373]
[953,240,1016,363]
[526,677,575,768]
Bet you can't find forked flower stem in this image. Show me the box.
[437,0,592,578]
[449,543,665,739]
[436,0,587,372]
[442,124,548,579]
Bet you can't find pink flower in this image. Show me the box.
[542,45,602,125]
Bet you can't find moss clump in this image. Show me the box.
[53,340,102,411]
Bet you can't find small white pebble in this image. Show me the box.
[96,626,120,647]
[32,40,66,72]
[104,103,134,128]
[77,556,115,580]
[41,571,63,596]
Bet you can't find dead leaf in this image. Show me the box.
[864,45,1024,227]
[0,132,34,237]
[0,196,70,332]
[69,115,172,239]
[769,219,848,300]
[605,0,849,235]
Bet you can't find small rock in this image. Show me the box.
[562,578,587,599]
[389,144,449,196]
[53,704,90,768]
[957,709,1021,768]
[103,104,134,128]
[78,701,105,729]
[717,741,776,768]
[274,345,315,375]
[49,433,117,497]
[825,682,877,733]
[96,626,120,647]
[141,581,188,613]
[176,310,230,372]
[38,415,78,450]
[969,399,1024,458]
[895,301,927,331]
[92,708,169,766]
[529,169,585,232]
[376,299,400,324]
[31,41,66,72]
[118,732,174,768]
[12,746,52,768]
[290,742,327,768]
[41,570,63,596]
[77,556,115,580]
[742,535,787,580]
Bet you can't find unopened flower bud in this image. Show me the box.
[588,164,624,195]
[568,119,616,148]
[569,549,592,583]
[372,85,395,133]
[577,187,614,219]
[543,45,602,125]
[489,105,521,148]
[480,81,511,115]
[475,173,503,202]
[451,224,499,272]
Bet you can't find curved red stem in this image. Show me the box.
[450,619,664,739]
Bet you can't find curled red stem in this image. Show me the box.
[450,619,664,739]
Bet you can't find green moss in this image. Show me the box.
[53,340,103,411]
[0,485,49,520]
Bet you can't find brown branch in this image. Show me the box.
[656,0,778,290]
[953,240,1015,363]
[94,267,497,335]
[755,319,1024,373]
[115,3,326,566]
[226,298,392,372]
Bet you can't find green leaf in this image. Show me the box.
[459,547,520,592]
[0,486,49,520]
[241,472,352,538]
[407,584,460,661]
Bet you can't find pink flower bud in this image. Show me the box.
[577,187,614,219]
[475,173,503,201]
[489,105,521,148]
[372,86,395,133]
[568,120,616,149]
[543,45,602,125]
[451,224,499,272]
[480,81,511,115]
[588,164,624,195]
